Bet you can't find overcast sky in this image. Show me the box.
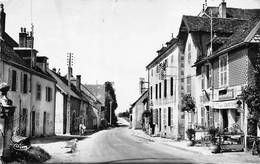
[2,0,260,113]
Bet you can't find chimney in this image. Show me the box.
[0,3,6,40]
[219,0,226,18]
[19,28,27,47]
[26,31,34,48]
[76,75,81,91]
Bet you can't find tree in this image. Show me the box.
[241,85,260,136]
[181,94,195,112]
[105,81,118,126]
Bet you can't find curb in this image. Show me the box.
[131,133,155,142]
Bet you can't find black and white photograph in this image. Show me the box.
[0,0,260,163]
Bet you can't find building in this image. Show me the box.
[0,4,56,137]
[146,38,185,139]
[130,90,148,130]
[177,0,260,137]
[76,82,102,129]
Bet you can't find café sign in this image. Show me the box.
[212,100,238,109]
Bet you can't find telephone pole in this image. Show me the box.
[66,53,73,134]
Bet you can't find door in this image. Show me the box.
[43,112,46,135]
[21,108,27,136]
[31,111,35,136]
[222,110,228,130]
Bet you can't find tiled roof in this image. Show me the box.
[181,15,246,33]
[48,70,82,100]
[131,90,148,108]
[203,7,260,20]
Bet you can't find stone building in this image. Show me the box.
[0,4,56,137]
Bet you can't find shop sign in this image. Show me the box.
[218,89,234,101]
[212,100,237,109]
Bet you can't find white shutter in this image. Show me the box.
[171,107,174,126]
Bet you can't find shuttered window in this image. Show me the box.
[168,107,171,126]
[11,70,17,91]
[36,84,41,100]
[46,87,52,102]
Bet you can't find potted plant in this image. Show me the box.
[208,126,220,153]
[186,128,195,146]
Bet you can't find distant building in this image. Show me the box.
[130,90,148,130]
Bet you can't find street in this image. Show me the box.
[30,118,260,164]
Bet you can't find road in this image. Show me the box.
[33,118,260,163]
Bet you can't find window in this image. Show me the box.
[171,55,174,63]
[163,108,166,126]
[181,71,184,75]
[201,77,205,90]
[181,63,184,67]
[11,70,17,91]
[170,77,173,96]
[36,84,41,100]
[181,86,184,90]
[201,107,205,126]
[164,79,167,98]
[187,43,191,64]
[187,76,191,94]
[46,87,52,102]
[159,83,161,98]
[206,64,212,88]
[219,55,228,87]
[155,84,158,99]
[168,107,171,126]
[150,86,153,99]
[181,78,184,82]
[181,56,184,60]
[23,74,28,93]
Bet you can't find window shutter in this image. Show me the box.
[28,75,31,93]
[15,71,18,91]
[20,72,24,93]
[36,112,40,128]
[8,68,12,86]
[45,87,47,101]
[171,107,174,126]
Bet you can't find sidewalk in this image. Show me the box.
[131,129,260,159]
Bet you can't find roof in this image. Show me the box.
[180,15,246,34]
[146,38,177,70]
[202,7,260,20]
[131,90,148,108]
[47,69,82,100]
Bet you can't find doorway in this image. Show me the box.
[222,110,228,130]
[31,111,35,136]
[43,112,46,135]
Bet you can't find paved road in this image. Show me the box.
[36,118,260,163]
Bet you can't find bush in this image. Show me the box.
[186,128,195,141]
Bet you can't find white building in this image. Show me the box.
[146,38,185,139]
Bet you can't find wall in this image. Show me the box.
[0,61,31,136]
[55,91,64,134]
[31,74,56,136]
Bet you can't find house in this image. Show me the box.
[130,90,148,130]
[146,37,185,139]
[177,0,260,138]
[74,81,102,129]
[0,4,56,137]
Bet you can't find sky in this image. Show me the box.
[2,0,260,113]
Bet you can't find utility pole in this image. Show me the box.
[66,53,73,134]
